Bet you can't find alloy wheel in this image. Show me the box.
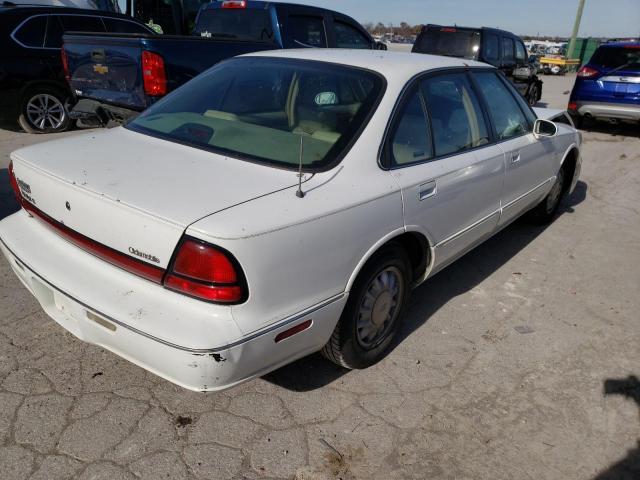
[25,93,66,131]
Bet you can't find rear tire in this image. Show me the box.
[527,83,539,106]
[17,86,72,134]
[527,166,567,225]
[321,244,411,369]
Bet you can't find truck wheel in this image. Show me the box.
[18,87,72,134]
[527,84,539,106]
[321,244,411,369]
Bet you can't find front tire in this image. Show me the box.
[18,87,72,134]
[321,244,411,369]
[527,83,539,106]
[527,166,567,224]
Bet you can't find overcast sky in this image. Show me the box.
[283,0,640,38]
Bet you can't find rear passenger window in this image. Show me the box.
[13,15,47,48]
[515,41,527,64]
[102,18,151,34]
[482,33,499,64]
[421,73,489,157]
[389,90,433,166]
[502,37,515,64]
[60,15,105,34]
[291,16,326,47]
[333,21,370,49]
[44,15,64,48]
[473,72,530,139]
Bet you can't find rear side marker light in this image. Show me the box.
[8,160,21,204]
[61,47,70,83]
[164,238,247,304]
[142,50,167,96]
[275,320,312,343]
[577,66,599,78]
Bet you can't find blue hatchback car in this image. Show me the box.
[568,42,640,126]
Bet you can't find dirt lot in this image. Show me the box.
[0,74,639,480]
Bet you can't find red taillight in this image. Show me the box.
[61,47,70,83]
[221,0,246,8]
[8,160,21,204]
[141,50,167,96]
[164,238,245,303]
[568,101,578,111]
[274,320,312,343]
[440,27,456,32]
[577,66,599,78]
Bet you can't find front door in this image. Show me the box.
[383,71,505,274]
[472,70,556,226]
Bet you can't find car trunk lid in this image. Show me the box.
[10,127,300,271]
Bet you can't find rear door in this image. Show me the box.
[384,71,505,271]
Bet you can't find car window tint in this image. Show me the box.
[482,33,499,64]
[44,15,64,48]
[128,57,383,170]
[515,40,527,64]
[421,73,489,156]
[389,90,433,166]
[60,15,105,34]
[473,71,530,139]
[14,15,47,47]
[502,37,515,63]
[291,15,326,47]
[333,20,370,49]
[102,18,151,34]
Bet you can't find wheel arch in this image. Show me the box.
[559,144,580,194]
[345,228,434,292]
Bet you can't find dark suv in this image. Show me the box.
[412,25,543,106]
[0,5,153,133]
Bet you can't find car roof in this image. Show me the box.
[243,49,491,82]
[423,24,519,38]
[0,5,134,18]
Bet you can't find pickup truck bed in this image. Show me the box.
[63,0,382,125]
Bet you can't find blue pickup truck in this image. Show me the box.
[64,0,384,125]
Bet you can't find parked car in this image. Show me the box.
[0,5,155,133]
[568,42,640,126]
[412,24,543,106]
[2,50,581,391]
[63,0,386,125]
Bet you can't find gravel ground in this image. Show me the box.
[0,72,639,480]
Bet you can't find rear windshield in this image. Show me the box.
[193,8,274,42]
[413,27,481,59]
[589,46,640,70]
[127,57,385,171]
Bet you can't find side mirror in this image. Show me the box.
[374,41,387,51]
[533,118,557,138]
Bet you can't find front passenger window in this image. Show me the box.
[473,72,530,139]
[389,90,433,166]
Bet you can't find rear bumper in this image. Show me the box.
[570,101,640,122]
[70,98,141,126]
[0,211,346,391]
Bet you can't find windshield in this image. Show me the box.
[127,57,385,170]
[413,28,481,59]
[193,8,275,41]
[589,46,640,70]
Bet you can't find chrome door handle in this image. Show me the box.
[418,181,437,201]
[511,152,521,163]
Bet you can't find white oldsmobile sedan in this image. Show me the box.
[1,50,581,391]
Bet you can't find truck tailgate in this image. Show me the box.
[64,33,149,110]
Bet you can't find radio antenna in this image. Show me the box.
[296,134,305,198]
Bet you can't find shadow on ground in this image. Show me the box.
[265,181,588,391]
[580,120,640,138]
[594,375,640,479]
[0,168,21,220]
